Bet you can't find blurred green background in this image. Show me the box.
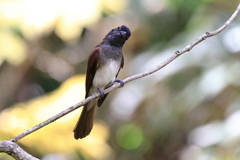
[0,0,240,160]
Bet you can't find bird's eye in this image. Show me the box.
[117,27,120,29]
[111,29,114,31]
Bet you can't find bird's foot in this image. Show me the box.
[114,79,125,87]
[97,88,105,98]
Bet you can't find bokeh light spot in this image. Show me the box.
[116,123,144,150]
[223,26,240,53]
[0,30,27,65]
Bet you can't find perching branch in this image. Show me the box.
[0,140,39,160]
[9,2,240,145]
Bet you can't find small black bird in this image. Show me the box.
[73,25,131,139]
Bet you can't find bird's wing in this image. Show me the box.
[85,46,101,98]
[118,53,124,74]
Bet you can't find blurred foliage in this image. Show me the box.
[0,0,240,160]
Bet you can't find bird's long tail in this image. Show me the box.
[73,101,97,139]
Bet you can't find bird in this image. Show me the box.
[73,25,131,139]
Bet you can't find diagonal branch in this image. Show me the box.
[10,3,240,143]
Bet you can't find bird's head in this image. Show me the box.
[103,25,131,47]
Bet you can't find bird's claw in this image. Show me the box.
[114,79,125,87]
[97,88,105,99]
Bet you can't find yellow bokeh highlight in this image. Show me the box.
[0,75,114,159]
[101,0,128,14]
[0,0,57,39]
[55,0,102,41]
[0,0,128,41]
[0,30,27,66]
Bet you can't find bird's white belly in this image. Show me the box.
[92,60,120,89]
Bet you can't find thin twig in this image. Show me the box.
[10,3,240,143]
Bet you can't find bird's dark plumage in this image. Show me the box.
[73,25,131,139]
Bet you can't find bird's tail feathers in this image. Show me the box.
[73,100,97,139]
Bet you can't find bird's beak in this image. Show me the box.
[120,31,128,39]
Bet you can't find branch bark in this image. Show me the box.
[0,140,39,160]
[10,2,240,143]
